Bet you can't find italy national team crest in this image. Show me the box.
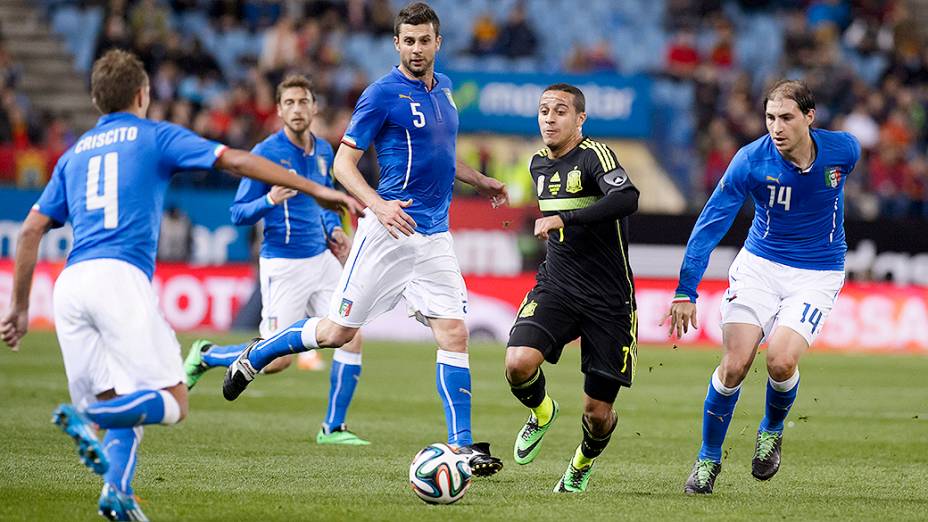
[339,298,353,317]
[442,87,456,110]
[825,166,842,188]
[566,167,583,194]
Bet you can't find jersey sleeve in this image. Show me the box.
[228,143,272,226]
[320,146,342,237]
[33,158,69,227]
[675,147,752,302]
[584,144,638,195]
[341,83,388,150]
[156,122,227,174]
[846,133,862,175]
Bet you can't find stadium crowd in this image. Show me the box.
[0,0,926,219]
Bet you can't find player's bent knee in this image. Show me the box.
[317,320,357,347]
[766,355,798,381]
[263,355,292,374]
[719,356,752,386]
[163,384,188,423]
[504,347,541,384]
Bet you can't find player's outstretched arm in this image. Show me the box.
[455,158,508,208]
[217,149,363,217]
[333,144,417,238]
[0,210,52,351]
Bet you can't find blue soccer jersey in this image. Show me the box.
[33,112,226,280]
[676,128,861,301]
[341,66,459,234]
[229,130,340,259]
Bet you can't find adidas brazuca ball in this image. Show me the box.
[408,443,472,504]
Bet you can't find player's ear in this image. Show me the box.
[435,34,442,51]
[577,111,587,128]
[805,108,815,127]
[394,35,400,52]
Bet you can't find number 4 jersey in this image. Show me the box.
[676,128,861,302]
[34,112,226,280]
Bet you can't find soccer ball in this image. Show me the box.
[408,443,472,504]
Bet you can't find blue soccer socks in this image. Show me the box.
[247,318,320,371]
[84,390,180,428]
[436,350,473,447]
[759,371,800,434]
[202,343,248,368]
[102,427,143,494]
[322,349,362,432]
[698,367,742,463]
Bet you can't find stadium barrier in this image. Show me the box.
[2,260,926,354]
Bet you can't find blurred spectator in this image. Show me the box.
[807,0,851,31]
[495,4,537,59]
[159,205,193,262]
[666,29,700,79]
[468,13,499,57]
[260,17,299,73]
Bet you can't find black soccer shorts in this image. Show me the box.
[507,284,638,398]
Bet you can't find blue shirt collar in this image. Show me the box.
[96,112,141,126]
[276,128,317,156]
[390,65,441,91]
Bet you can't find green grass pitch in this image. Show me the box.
[1,331,926,521]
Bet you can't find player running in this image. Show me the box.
[220,2,509,476]
[504,84,640,493]
[0,50,360,520]
[663,80,861,494]
[183,74,368,446]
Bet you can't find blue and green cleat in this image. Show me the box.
[51,404,108,475]
[316,425,371,446]
[514,400,559,465]
[98,484,148,521]
[183,339,214,389]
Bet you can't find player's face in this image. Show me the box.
[538,91,586,149]
[765,96,814,154]
[277,87,314,134]
[395,23,441,78]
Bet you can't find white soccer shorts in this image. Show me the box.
[53,259,186,409]
[327,209,467,328]
[258,251,343,337]
[720,248,845,347]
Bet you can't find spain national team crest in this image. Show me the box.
[519,300,538,318]
[339,298,353,317]
[566,167,582,194]
[825,166,842,188]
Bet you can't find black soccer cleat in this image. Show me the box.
[752,430,783,481]
[684,459,722,495]
[222,338,261,401]
[457,442,503,477]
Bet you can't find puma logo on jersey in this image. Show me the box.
[398,94,413,100]
[765,175,782,184]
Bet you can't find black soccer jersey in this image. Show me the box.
[528,137,638,313]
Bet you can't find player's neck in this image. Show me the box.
[549,133,583,159]
[398,65,436,91]
[284,126,314,154]
[782,133,815,171]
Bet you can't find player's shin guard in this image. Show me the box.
[575,414,617,468]
[323,349,362,432]
[509,368,546,409]
[202,343,248,368]
[436,350,473,447]
[84,390,181,429]
[247,317,320,371]
[759,371,799,433]
[102,427,142,494]
[698,367,742,463]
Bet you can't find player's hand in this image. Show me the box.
[371,199,417,238]
[328,228,352,265]
[534,215,564,241]
[268,185,298,205]
[475,176,509,208]
[0,306,29,351]
[662,301,699,339]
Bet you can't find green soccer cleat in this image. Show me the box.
[752,430,783,481]
[684,459,722,495]
[183,339,214,389]
[316,425,371,446]
[514,399,559,465]
[554,454,595,493]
